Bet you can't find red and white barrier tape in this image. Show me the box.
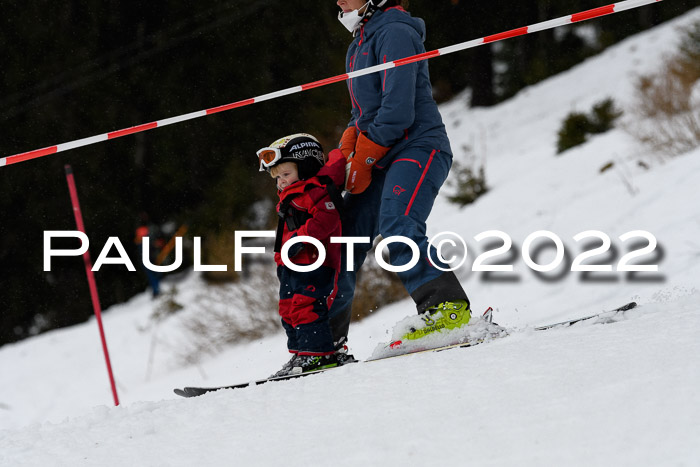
[0,0,662,169]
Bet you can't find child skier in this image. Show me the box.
[257,133,352,377]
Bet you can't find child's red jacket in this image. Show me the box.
[274,149,346,270]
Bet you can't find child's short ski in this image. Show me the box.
[534,301,637,331]
[173,339,483,398]
[174,366,337,397]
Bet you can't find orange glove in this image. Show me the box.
[339,127,358,159]
[345,132,390,194]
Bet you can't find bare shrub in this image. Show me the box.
[177,267,280,364]
[627,21,700,156]
[151,285,184,322]
[199,230,241,283]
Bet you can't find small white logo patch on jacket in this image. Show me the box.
[325,202,336,210]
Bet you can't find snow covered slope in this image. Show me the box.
[1,8,699,466]
[2,294,699,466]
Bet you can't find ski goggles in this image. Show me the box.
[256,147,282,172]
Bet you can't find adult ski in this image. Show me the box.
[365,306,504,362]
[534,301,637,331]
[173,338,486,398]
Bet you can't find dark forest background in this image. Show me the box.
[0,0,693,346]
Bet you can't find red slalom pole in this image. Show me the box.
[64,164,120,406]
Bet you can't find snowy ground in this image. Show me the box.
[2,8,700,466]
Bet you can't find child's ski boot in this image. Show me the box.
[335,344,357,366]
[270,354,299,378]
[290,354,339,374]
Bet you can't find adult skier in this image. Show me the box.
[331,0,472,349]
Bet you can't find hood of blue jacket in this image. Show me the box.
[361,8,426,43]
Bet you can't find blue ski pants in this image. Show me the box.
[329,145,468,345]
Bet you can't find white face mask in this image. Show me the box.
[337,1,370,34]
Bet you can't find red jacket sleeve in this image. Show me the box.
[295,187,341,242]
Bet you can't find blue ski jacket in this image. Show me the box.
[345,7,452,162]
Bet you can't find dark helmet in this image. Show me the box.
[364,1,390,17]
[257,133,325,181]
[362,1,403,25]
[369,1,404,12]
[369,0,390,8]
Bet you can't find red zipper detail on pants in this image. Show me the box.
[392,158,422,169]
[405,150,437,216]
